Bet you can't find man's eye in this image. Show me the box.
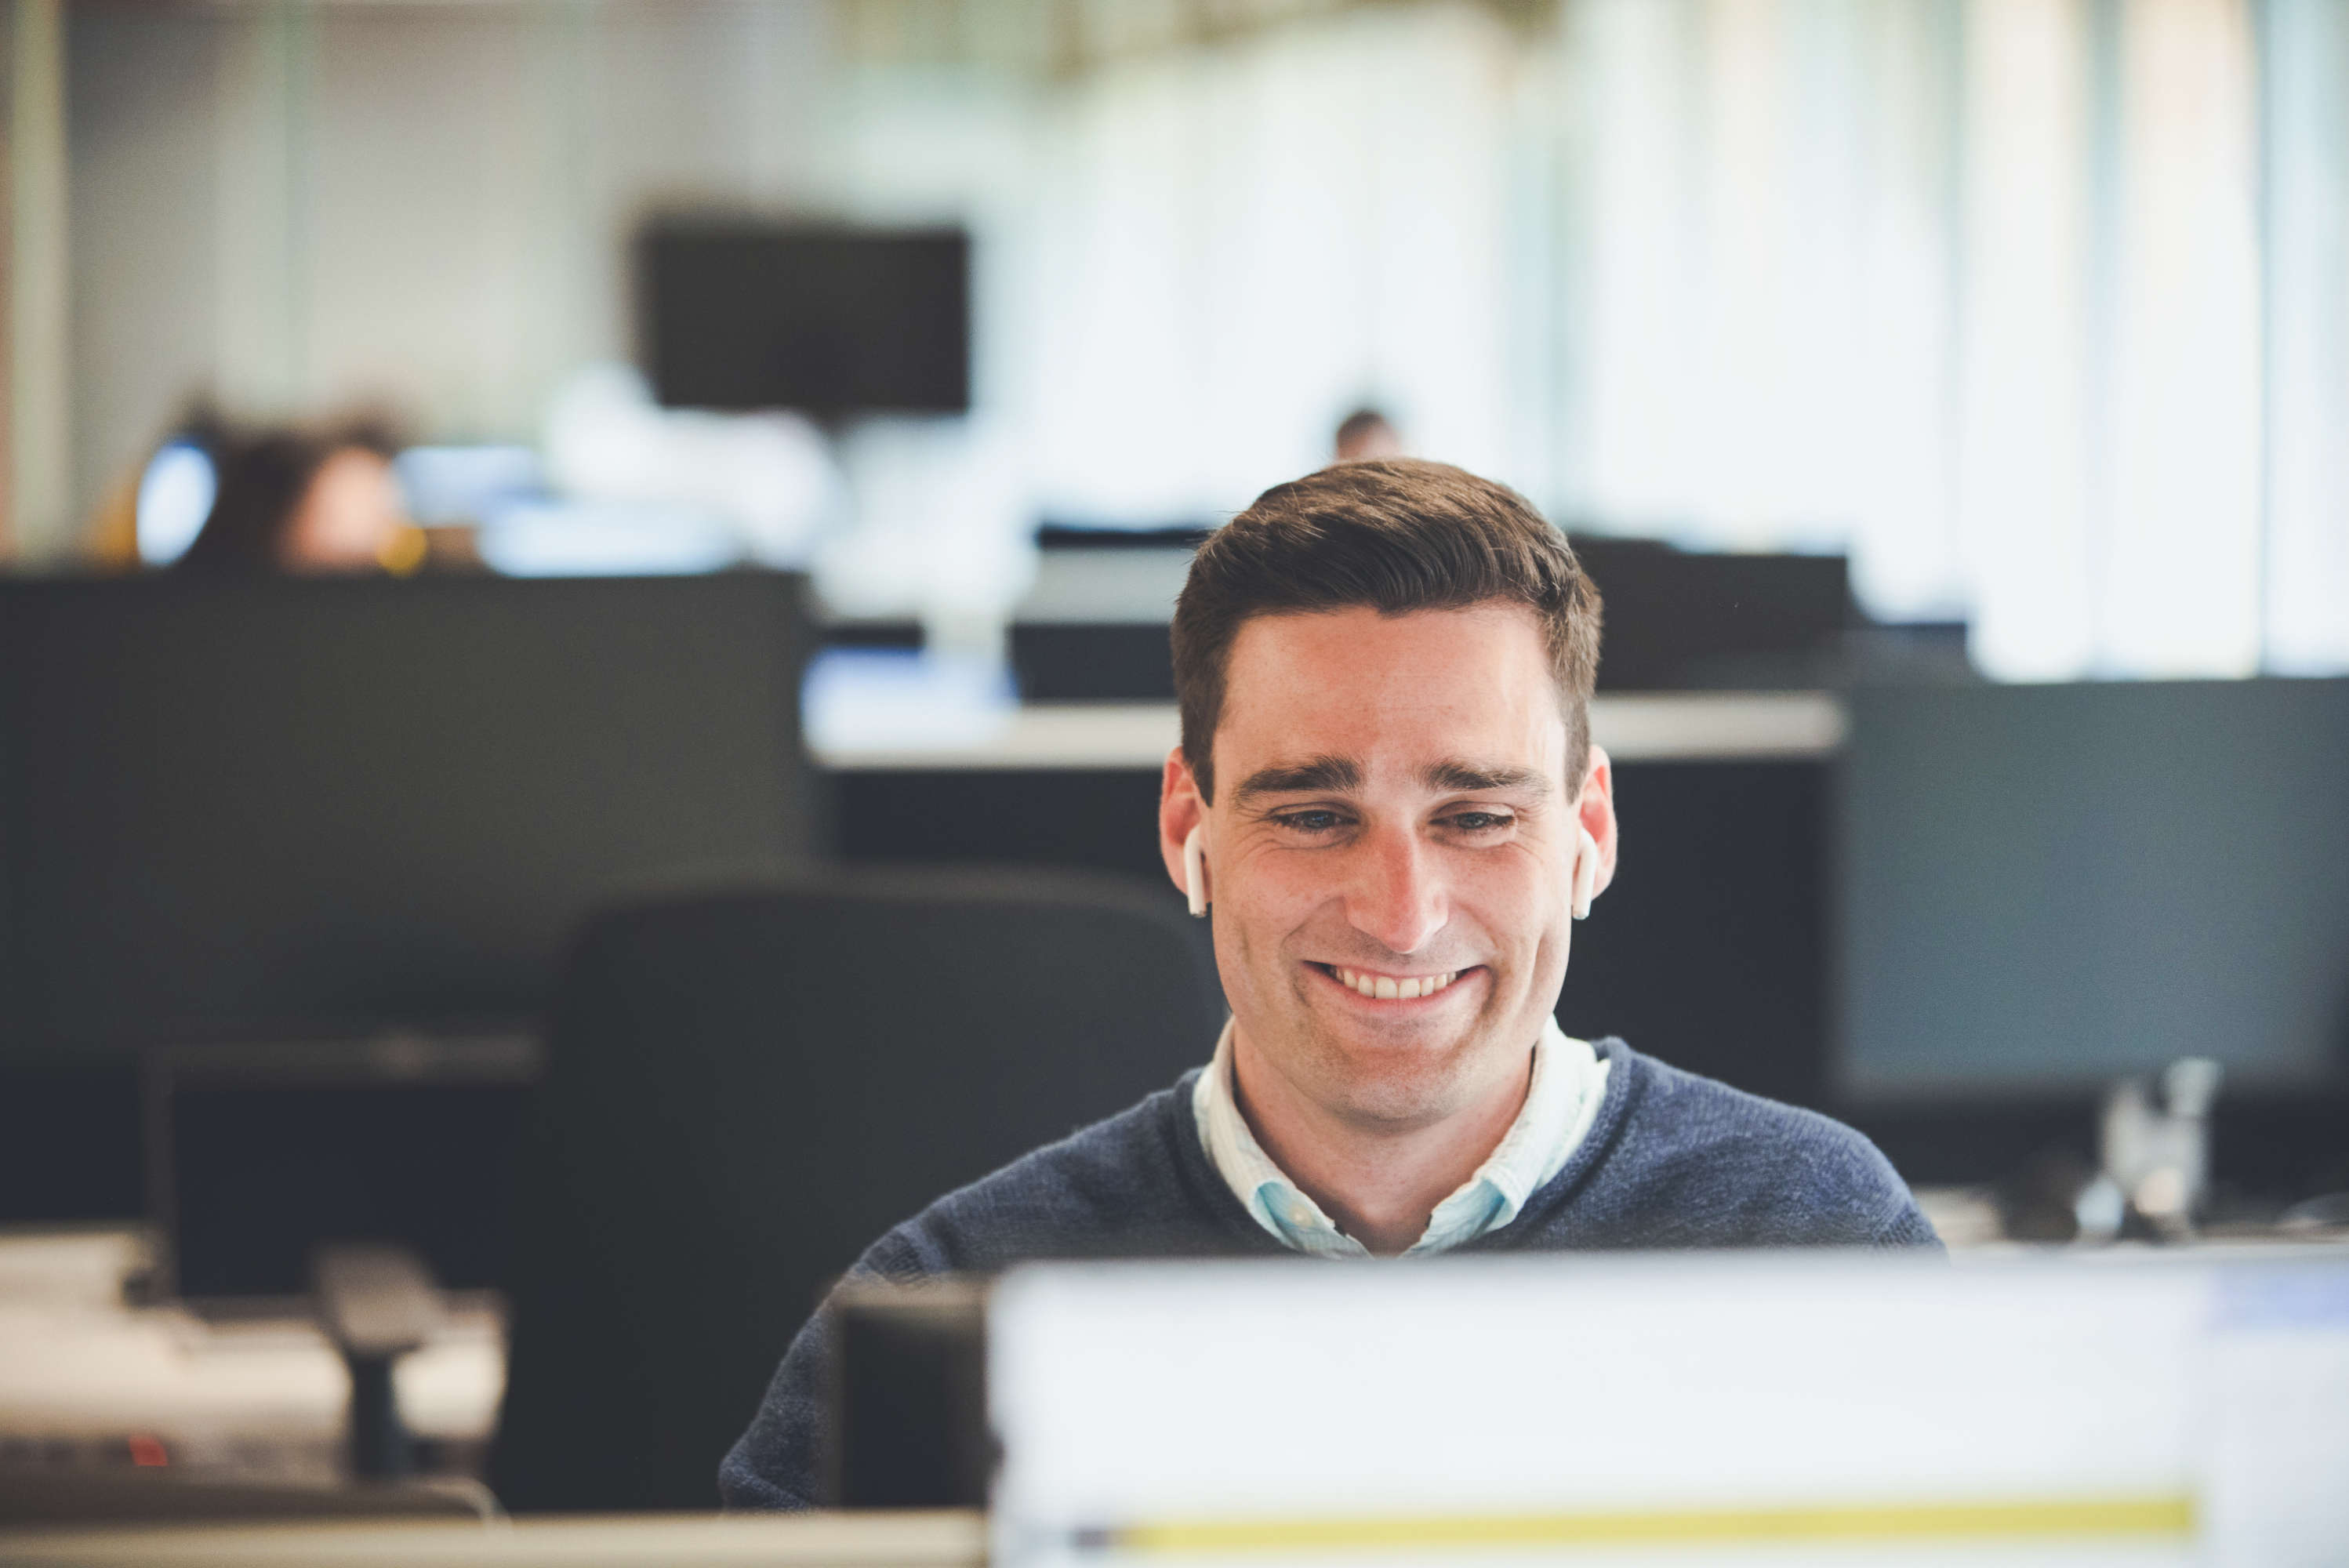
[1443,811,1514,833]
[1273,810,1347,833]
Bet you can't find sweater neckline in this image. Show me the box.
[1161,1036,1642,1258]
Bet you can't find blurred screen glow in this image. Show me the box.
[474,500,744,579]
[133,440,216,566]
[393,443,545,526]
[993,1254,2349,1566]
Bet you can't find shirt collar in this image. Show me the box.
[1190,1016,1608,1258]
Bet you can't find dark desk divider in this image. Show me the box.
[0,572,815,1059]
[0,572,815,1243]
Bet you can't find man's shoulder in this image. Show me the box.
[719,1074,1245,1514]
[858,1071,1249,1278]
[1617,1047,1889,1177]
[1551,1043,1939,1250]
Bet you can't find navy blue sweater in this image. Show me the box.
[719,1038,1937,1509]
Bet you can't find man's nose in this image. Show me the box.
[1344,826,1447,956]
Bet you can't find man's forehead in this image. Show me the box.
[1218,602,1559,713]
[1214,604,1567,784]
[1226,599,1545,655]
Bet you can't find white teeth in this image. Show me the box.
[1330,966,1462,998]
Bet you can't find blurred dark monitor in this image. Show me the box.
[1567,536,1852,690]
[1010,623,1175,702]
[829,1278,989,1509]
[638,222,969,415]
[1838,677,2349,1101]
[149,1036,534,1301]
[0,573,815,1058]
[1002,538,1859,703]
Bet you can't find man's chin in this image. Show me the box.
[1299,1014,1495,1123]
[1317,1052,1488,1128]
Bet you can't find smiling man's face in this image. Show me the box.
[1169,601,1614,1131]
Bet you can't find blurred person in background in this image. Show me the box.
[1333,405,1403,463]
[176,419,422,575]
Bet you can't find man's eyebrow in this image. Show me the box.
[1422,760,1552,797]
[1232,755,1364,803]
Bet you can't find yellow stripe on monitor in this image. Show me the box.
[1102,1494,2195,1555]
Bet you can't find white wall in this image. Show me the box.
[12,0,75,559]
[67,0,840,525]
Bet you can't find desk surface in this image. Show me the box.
[0,1512,985,1567]
[0,1232,500,1487]
[814,691,1845,771]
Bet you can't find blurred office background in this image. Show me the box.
[19,0,2349,675]
[2,0,2348,1527]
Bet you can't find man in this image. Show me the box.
[721,459,1936,1510]
[1332,405,1403,463]
[176,418,417,575]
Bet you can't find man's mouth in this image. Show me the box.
[1312,963,1472,1001]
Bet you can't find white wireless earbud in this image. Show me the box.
[1571,826,1603,920]
[1183,826,1209,917]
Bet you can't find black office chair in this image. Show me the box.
[485,869,1225,1512]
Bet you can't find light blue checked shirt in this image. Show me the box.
[1190,1016,1611,1258]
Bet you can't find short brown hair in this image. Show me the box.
[1171,458,1603,802]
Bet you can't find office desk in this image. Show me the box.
[0,1510,984,1567]
[808,691,1845,771]
[0,1231,500,1486]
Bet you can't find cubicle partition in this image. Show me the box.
[0,573,819,1250]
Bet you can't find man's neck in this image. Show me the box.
[1228,1032,1535,1255]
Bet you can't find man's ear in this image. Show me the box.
[1159,746,1207,906]
[1576,744,1618,901]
